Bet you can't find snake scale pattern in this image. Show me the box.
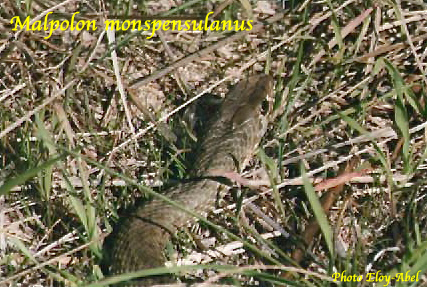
[106,74,274,286]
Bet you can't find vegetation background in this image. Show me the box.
[1,0,427,286]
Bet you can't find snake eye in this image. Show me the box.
[261,99,270,115]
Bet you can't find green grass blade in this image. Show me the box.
[300,163,334,257]
[0,155,65,196]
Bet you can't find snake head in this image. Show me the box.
[194,74,274,175]
[228,74,274,128]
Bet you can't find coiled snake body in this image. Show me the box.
[106,75,273,286]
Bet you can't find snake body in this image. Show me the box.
[106,75,273,286]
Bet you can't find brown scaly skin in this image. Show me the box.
[105,75,274,286]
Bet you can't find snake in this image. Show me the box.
[105,74,274,286]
